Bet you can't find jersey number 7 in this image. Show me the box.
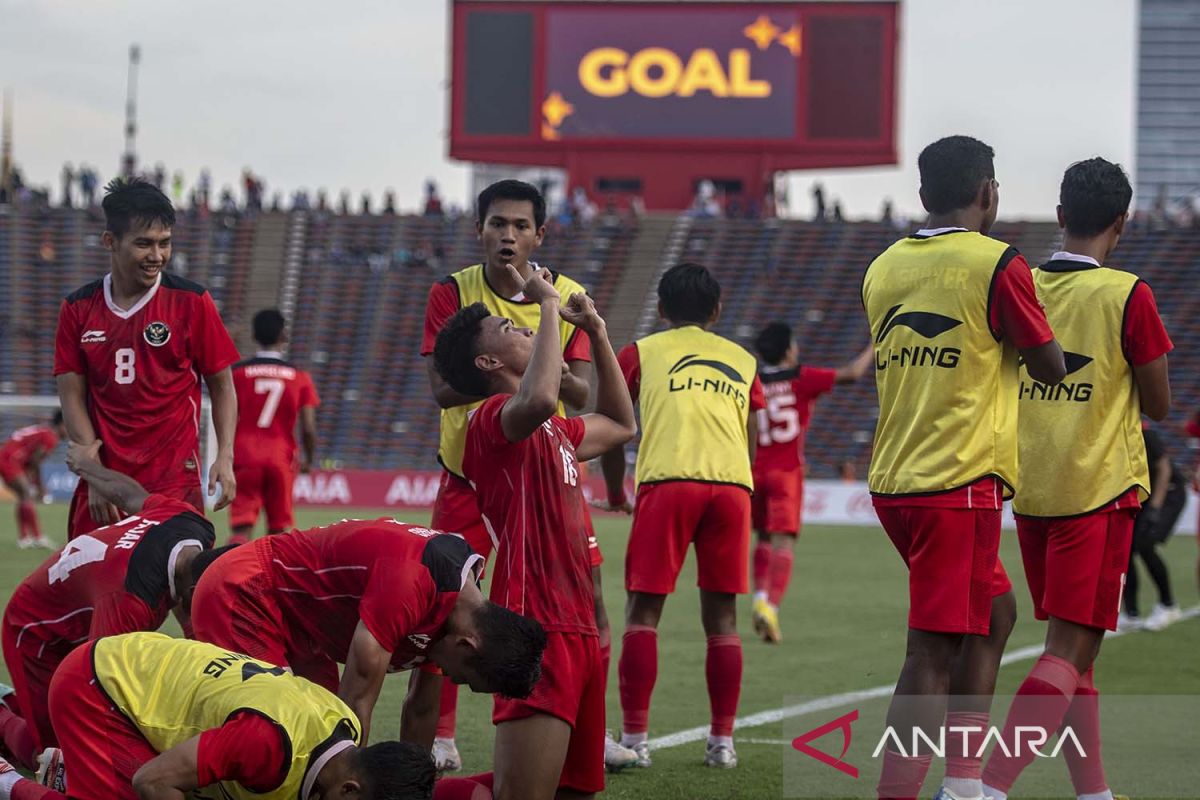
[255,378,285,428]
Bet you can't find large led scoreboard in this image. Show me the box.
[449,1,898,209]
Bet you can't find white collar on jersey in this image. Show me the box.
[1049,250,1101,267]
[166,539,203,602]
[103,272,162,320]
[914,226,968,237]
[256,350,285,359]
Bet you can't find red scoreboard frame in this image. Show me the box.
[449,1,899,207]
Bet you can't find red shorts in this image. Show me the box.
[626,481,751,595]
[0,456,25,485]
[0,589,72,756]
[752,467,803,535]
[493,632,604,795]
[874,503,1006,635]
[68,468,203,539]
[1015,510,1136,631]
[229,460,296,531]
[48,642,158,800]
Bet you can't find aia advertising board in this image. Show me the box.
[450,1,897,168]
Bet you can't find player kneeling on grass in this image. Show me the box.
[0,441,222,773]
[431,268,636,800]
[191,516,546,748]
[0,632,435,800]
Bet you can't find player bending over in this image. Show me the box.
[0,412,66,549]
[980,158,1171,800]
[749,323,871,643]
[601,263,765,769]
[0,632,435,800]
[191,516,545,747]
[0,441,219,772]
[431,268,635,800]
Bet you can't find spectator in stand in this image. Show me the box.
[171,171,185,206]
[812,182,826,222]
[78,165,98,207]
[689,180,720,219]
[151,163,166,191]
[197,168,211,208]
[219,186,237,214]
[60,163,75,208]
[360,191,372,214]
[338,189,351,215]
[383,190,397,214]
[571,185,598,224]
[424,180,444,216]
[316,188,329,212]
[881,198,895,225]
[839,461,857,482]
[832,200,844,222]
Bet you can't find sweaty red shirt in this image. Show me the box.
[0,426,59,469]
[262,520,483,670]
[53,273,240,485]
[4,494,214,647]
[753,366,837,473]
[232,353,320,468]
[462,394,596,635]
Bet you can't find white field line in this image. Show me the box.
[646,604,1200,751]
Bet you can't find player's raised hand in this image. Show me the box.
[65,439,103,473]
[559,292,604,334]
[210,451,237,510]
[511,264,559,304]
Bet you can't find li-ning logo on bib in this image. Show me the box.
[1019,350,1094,402]
[874,304,963,371]
[667,353,749,408]
[143,321,171,347]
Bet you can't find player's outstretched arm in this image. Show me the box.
[204,367,238,510]
[399,669,442,751]
[500,267,564,442]
[564,294,636,462]
[834,345,875,384]
[66,441,149,514]
[1134,354,1171,421]
[340,622,392,745]
[131,736,200,800]
[299,406,318,473]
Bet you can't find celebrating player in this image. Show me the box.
[749,323,871,643]
[0,633,435,800]
[191,517,546,747]
[54,177,240,538]
[862,136,1066,800]
[0,411,66,549]
[0,441,217,772]
[420,179,627,772]
[981,159,1172,800]
[228,308,319,544]
[601,263,765,769]
[431,269,636,800]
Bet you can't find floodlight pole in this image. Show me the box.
[122,44,141,178]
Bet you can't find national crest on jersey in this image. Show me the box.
[436,263,587,477]
[92,633,360,800]
[1014,262,1149,516]
[862,230,1020,497]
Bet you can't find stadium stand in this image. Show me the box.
[1,207,1197,478]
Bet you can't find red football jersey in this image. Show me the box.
[753,366,837,473]
[262,519,483,671]
[53,273,240,485]
[232,354,320,467]
[462,394,596,635]
[0,426,59,468]
[3,494,215,647]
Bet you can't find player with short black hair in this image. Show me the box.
[749,323,871,643]
[0,411,66,549]
[864,135,1065,800]
[600,262,765,769]
[981,158,1171,800]
[432,269,635,799]
[229,308,319,543]
[0,441,216,772]
[0,633,436,800]
[55,177,240,539]
[476,179,547,231]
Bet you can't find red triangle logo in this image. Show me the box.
[791,709,859,778]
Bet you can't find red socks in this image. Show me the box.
[943,710,988,782]
[752,541,771,596]
[16,501,38,542]
[982,654,1080,793]
[0,707,36,769]
[436,679,458,740]
[618,625,658,734]
[767,548,794,607]
[432,773,493,800]
[877,749,932,799]
[1062,667,1107,796]
[705,634,742,738]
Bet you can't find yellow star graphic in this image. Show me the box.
[542,91,574,129]
[743,15,781,50]
[541,122,560,141]
[777,24,802,56]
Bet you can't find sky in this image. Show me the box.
[0,0,1137,220]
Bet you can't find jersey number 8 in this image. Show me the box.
[115,348,136,385]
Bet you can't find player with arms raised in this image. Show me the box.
[54,178,240,537]
[228,309,319,543]
[431,270,635,800]
[749,323,871,643]
[0,412,66,549]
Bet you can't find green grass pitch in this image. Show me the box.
[1,504,1198,798]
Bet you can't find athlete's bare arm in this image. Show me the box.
[399,669,441,751]
[834,345,874,383]
[58,372,120,523]
[566,294,636,462]
[560,359,591,411]
[131,736,201,800]
[299,405,318,473]
[340,621,391,745]
[1134,354,1170,421]
[66,440,149,514]
[500,268,564,443]
[204,367,238,510]
[1020,340,1067,386]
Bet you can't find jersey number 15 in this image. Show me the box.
[757,393,800,447]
